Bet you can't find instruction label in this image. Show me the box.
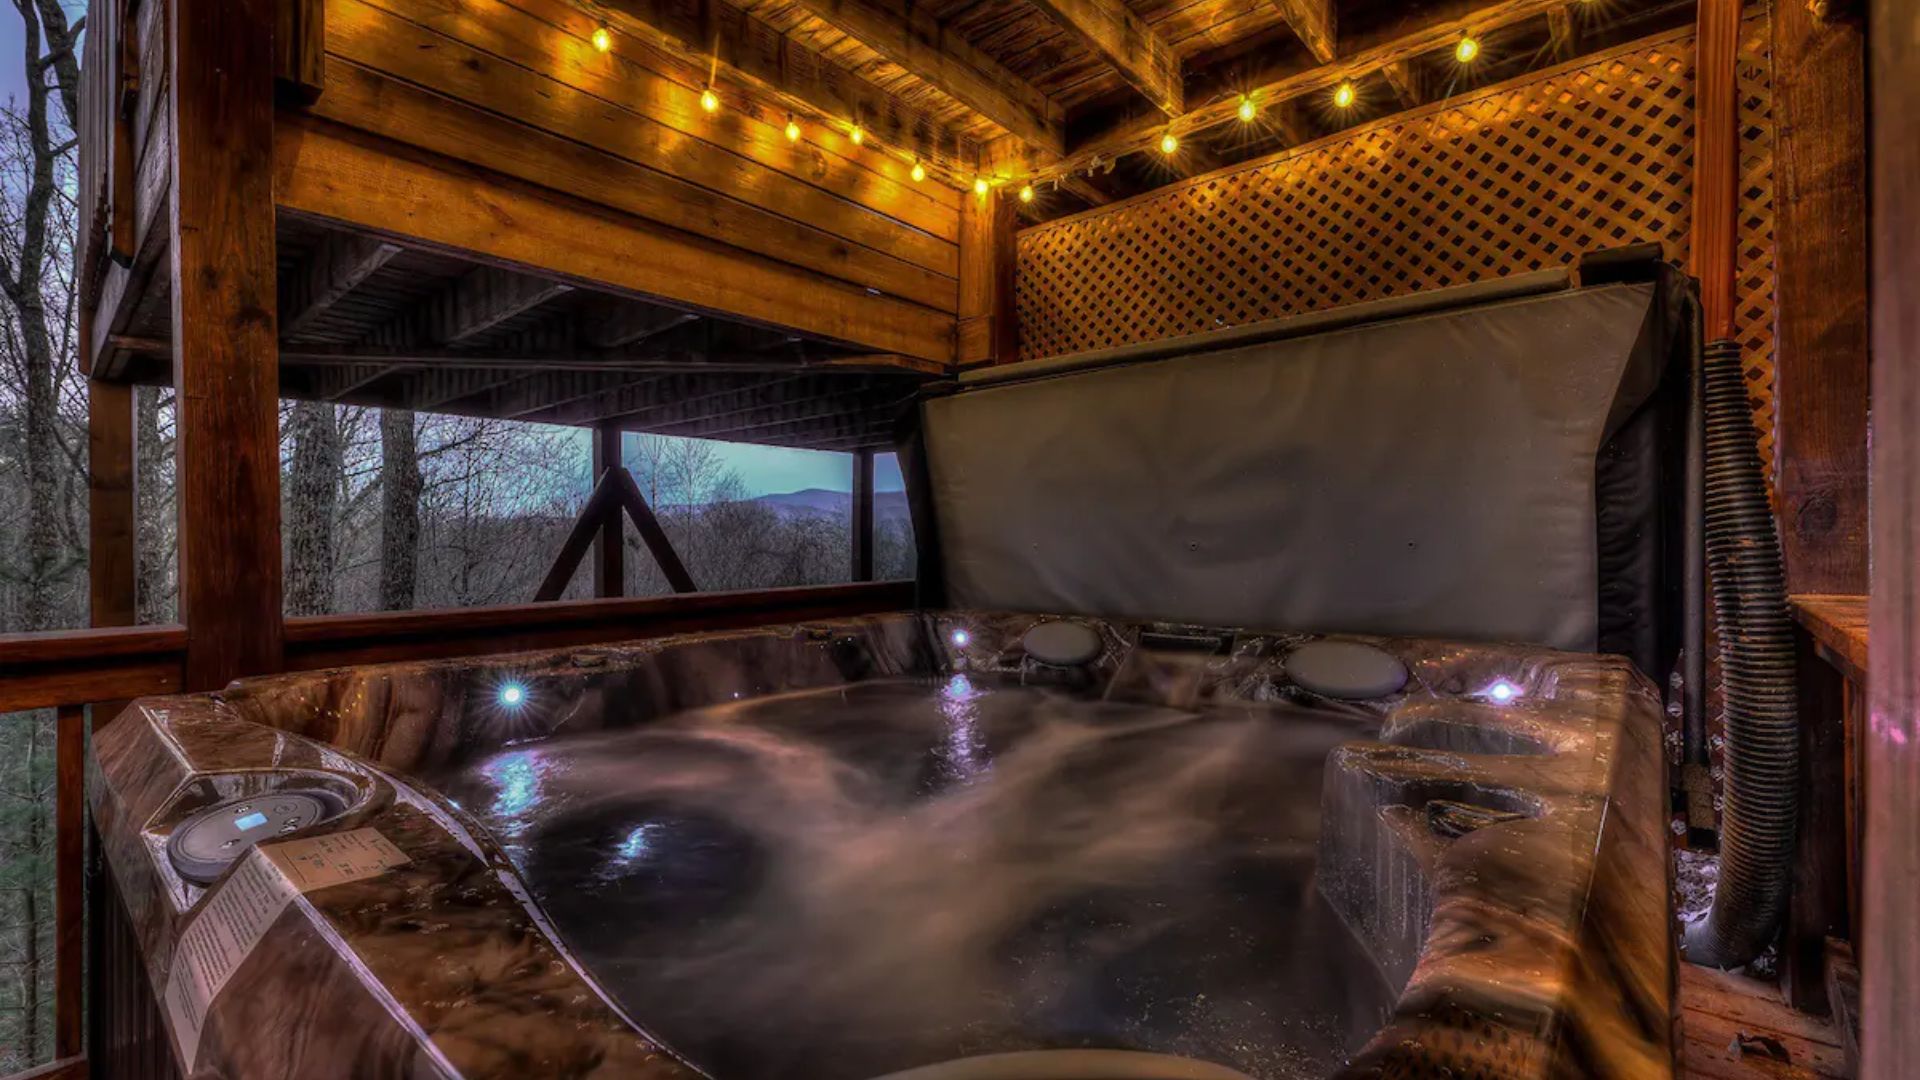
[162,828,411,1070]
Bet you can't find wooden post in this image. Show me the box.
[1771,0,1870,1014]
[592,424,624,598]
[1864,0,1920,1073]
[851,448,875,582]
[53,704,84,1061]
[1770,1,1870,596]
[1690,0,1741,341]
[957,190,1018,367]
[170,0,285,688]
[88,378,137,631]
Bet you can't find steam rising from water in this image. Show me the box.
[438,678,1394,1079]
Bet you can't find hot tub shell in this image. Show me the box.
[90,610,1675,1079]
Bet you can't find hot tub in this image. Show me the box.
[89,610,1674,1079]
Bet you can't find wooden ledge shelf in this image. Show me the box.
[1791,594,1869,685]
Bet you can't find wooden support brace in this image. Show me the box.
[535,466,696,600]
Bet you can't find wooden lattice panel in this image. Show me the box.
[1018,12,1780,462]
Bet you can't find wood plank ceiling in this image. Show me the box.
[710,0,1696,216]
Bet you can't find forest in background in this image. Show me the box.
[0,0,908,1065]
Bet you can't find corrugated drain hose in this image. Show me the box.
[1683,338,1799,968]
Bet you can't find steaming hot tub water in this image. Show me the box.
[434,676,1397,1080]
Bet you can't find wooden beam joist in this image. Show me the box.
[421,267,574,346]
[782,0,1066,152]
[279,231,402,340]
[581,298,701,349]
[1381,60,1425,109]
[1025,0,1183,116]
[1031,0,1577,183]
[1272,0,1337,63]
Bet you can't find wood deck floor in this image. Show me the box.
[1681,962,1849,1079]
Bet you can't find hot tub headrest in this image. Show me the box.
[901,261,1695,673]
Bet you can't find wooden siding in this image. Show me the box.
[276,0,965,362]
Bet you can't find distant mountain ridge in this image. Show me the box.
[751,488,911,523]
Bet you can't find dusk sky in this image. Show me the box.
[3,6,897,500]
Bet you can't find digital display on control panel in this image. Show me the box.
[234,812,269,831]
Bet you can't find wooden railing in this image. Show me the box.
[0,580,913,1078]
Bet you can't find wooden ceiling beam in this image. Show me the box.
[1271,0,1337,63]
[1381,61,1426,109]
[279,232,403,341]
[780,0,1066,154]
[1033,0,1577,183]
[424,268,574,347]
[580,298,701,350]
[1024,0,1184,116]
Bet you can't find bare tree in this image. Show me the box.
[378,409,421,610]
[284,401,341,614]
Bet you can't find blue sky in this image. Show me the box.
[0,2,82,108]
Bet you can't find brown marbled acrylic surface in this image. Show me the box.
[90,611,1673,1079]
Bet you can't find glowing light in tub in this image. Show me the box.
[479,749,546,839]
[939,674,986,778]
[1487,680,1520,703]
[950,628,972,648]
[499,682,527,707]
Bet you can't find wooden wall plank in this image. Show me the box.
[1863,0,1920,1074]
[169,0,285,688]
[307,49,958,309]
[1768,0,1869,594]
[357,0,961,239]
[274,114,956,362]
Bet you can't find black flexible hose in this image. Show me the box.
[1684,338,1798,968]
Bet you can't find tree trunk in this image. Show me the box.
[285,401,340,615]
[135,387,173,623]
[379,409,421,610]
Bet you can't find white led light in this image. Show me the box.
[500,683,526,707]
[1488,680,1518,702]
[951,629,972,647]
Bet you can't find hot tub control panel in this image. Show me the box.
[166,789,348,885]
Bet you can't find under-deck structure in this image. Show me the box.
[0,0,1902,1073]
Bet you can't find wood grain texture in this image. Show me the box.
[1767,0,1869,595]
[274,0,324,102]
[1791,594,1868,685]
[780,0,1065,151]
[1680,963,1847,1079]
[1788,629,1851,1013]
[278,230,402,339]
[87,378,137,629]
[53,705,84,1060]
[1864,0,1920,1074]
[1271,0,1335,62]
[1690,0,1740,340]
[957,191,1017,365]
[273,114,957,362]
[0,624,187,713]
[168,0,286,689]
[1033,0,1576,184]
[1024,0,1183,115]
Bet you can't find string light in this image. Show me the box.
[1018,183,1035,203]
[972,176,990,196]
[1332,81,1356,109]
[911,160,927,182]
[1455,33,1480,63]
[590,26,612,53]
[700,87,720,112]
[784,116,801,142]
[1236,95,1257,123]
[849,125,865,146]
[1159,130,1179,155]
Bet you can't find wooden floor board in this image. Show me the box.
[1681,962,1847,1079]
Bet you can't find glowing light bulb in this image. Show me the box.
[1488,680,1519,703]
[849,125,865,146]
[1237,95,1257,123]
[784,117,802,142]
[1018,183,1035,203]
[1159,130,1179,155]
[951,629,972,648]
[590,26,612,53]
[973,176,990,196]
[911,160,927,182]
[699,87,720,113]
[1333,81,1356,109]
[499,683,526,707]
[1455,34,1480,63]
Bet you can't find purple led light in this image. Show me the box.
[1488,680,1518,703]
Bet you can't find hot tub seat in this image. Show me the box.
[90,611,1674,1080]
